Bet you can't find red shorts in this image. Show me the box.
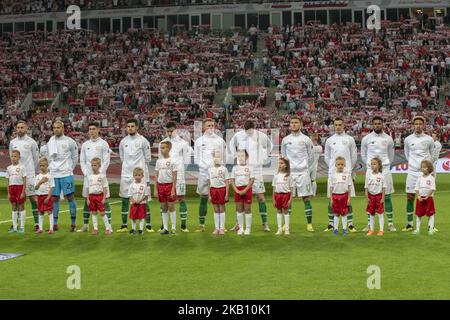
[37,194,53,213]
[367,193,384,215]
[274,192,291,210]
[415,197,435,217]
[234,186,252,204]
[88,193,105,212]
[331,193,349,216]
[210,187,227,205]
[130,204,146,220]
[8,185,26,204]
[157,183,176,203]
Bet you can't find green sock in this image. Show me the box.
[105,201,111,224]
[367,213,370,225]
[406,199,414,224]
[259,202,268,224]
[199,197,208,225]
[121,198,130,225]
[304,200,312,224]
[180,201,187,228]
[384,194,393,224]
[347,205,353,225]
[328,202,334,225]
[31,200,39,224]
[83,200,90,224]
[145,202,151,227]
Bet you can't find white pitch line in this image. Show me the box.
[0,201,121,225]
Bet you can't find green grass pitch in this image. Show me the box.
[0,174,449,300]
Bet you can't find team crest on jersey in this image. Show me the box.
[283,176,288,181]
[97,177,102,183]
[15,167,20,173]
[342,140,348,145]
[166,161,171,167]
[244,168,249,172]
[421,141,428,146]
[342,175,347,180]
[376,177,381,182]
[23,144,30,150]
[427,180,431,185]
[382,140,388,146]
[61,143,69,151]
[96,146,102,151]
[299,140,305,145]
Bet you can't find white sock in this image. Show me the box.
[139,219,145,231]
[102,215,110,230]
[214,213,220,229]
[20,211,26,229]
[92,214,98,230]
[284,214,290,230]
[378,214,384,232]
[49,213,54,231]
[428,215,435,230]
[369,214,375,231]
[131,219,137,230]
[170,211,176,230]
[245,214,252,231]
[12,211,18,230]
[219,212,226,229]
[237,212,244,229]
[333,216,339,230]
[277,213,283,229]
[162,212,169,231]
[342,216,347,230]
[416,216,421,231]
[38,215,44,230]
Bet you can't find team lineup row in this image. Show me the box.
[5,115,441,236]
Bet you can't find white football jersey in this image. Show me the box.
[361,131,395,170]
[194,133,226,176]
[47,135,79,178]
[208,165,229,188]
[87,173,108,195]
[155,157,178,184]
[9,135,39,178]
[35,173,55,195]
[272,173,294,193]
[80,138,111,176]
[281,132,314,173]
[329,172,352,194]
[6,164,27,185]
[404,133,435,173]
[119,134,151,179]
[415,174,436,197]
[324,133,357,174]
[229,130,273,169]
[364,171,386,195]
[231,165,254,187]
[128,181,150,203]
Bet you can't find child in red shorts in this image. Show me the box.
[6,150,27,233]
[208,151,229,236]
[230,150,254,235]
[86,158,111,235]
[364,157,386,236]
[272,157,294,236]
[35,158,55,234]
[154,141,178,235]
[329,156,352,236]
[128,167,150,235]
[414,160,436,235]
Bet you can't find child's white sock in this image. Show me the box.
[170,211,176,230]
[284,213,290,231]
[38,214,44,230]
[49,213,54,231]
[20,211,26,229]
[245,214,252,232]
[237,212,244,229]
[277,213,282,229]
[378,214,384,232]
[333,216,339,231]
[12,211,18,230]
[214,213,220,229]
[369,214,375,231]
[92,214,98,230]
[131,219,137,230]
[162,212,169,231]
[428,215,435,230]
[139,219,145,231]
[102,215,110,230]
[219,212,226,229]
[416,216,421,231]
[342,215,347,230]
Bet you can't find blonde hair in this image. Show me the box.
[335,156,345,164]
[91,157,101,166]
[38,157,48,165]
[133,167,144,176]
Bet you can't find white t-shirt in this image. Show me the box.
[35,173,55,195]
[231,165,254,187]
[208,166,229,188]
[272,173,294,193]
[364,171,386,195]
[6,164,27,185]
[87,173,108,195]
[330,172,352,194]
[155,157,178,184]
[414,174,436,197]
[128,181,150,203]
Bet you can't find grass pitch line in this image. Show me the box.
[0,201,121,224]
